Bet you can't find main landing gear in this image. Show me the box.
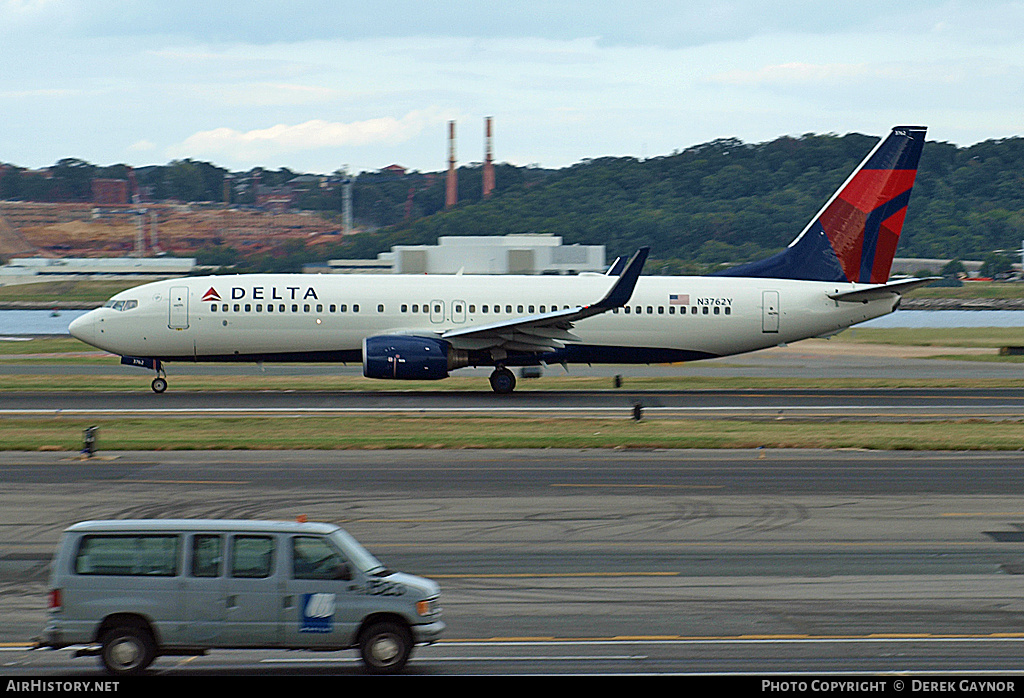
[488,366,516,394]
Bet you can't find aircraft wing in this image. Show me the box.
[828,277,940,302]
[440,247,649,354]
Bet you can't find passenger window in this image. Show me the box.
[192,535,222,578]
[725,307,731,315]
[411,304,418,313]
[292,536,349,581]
[401,304,408,313]
[74,535,179,577]
[303,304,310,312]
[231,536,274,579]
[279,304,285,313]
[245,304,251,312]
[378,304,385,312]
[353,305,360,313]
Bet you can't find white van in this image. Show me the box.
[41,519,444,675]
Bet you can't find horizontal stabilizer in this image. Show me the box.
[828,277,939,302]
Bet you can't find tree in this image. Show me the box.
[980,251,1014,279]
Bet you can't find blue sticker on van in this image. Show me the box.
[301,593,335,633]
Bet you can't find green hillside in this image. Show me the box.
[332,132,1024,272]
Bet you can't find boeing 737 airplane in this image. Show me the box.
[69,126,930,394]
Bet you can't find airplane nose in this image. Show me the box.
[68,312,95,345]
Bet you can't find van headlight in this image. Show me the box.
[417,597,440,617]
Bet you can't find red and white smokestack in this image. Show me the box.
[445,121,458,208]
[483,116,495,199]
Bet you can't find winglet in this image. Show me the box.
[594,247,648,309]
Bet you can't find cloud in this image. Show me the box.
[710,62,877,86]
[169,108,453,163]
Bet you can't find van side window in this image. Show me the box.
[192,535,222,578]
[231,536,275,578]
[292,536,349,580]
[74,535,179,577]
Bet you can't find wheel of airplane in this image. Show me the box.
[151,377,167,394]
[489,367,516,394]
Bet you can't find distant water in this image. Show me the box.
[0,308,1022,336]
[860,310,1024,328]
[0,310,89,336]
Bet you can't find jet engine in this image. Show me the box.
[362,335,471,380]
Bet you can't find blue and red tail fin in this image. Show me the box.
[714,126,926,283]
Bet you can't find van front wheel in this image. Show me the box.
[359,621,412,674]
[100,626,156,675]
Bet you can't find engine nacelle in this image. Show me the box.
[362,335,469,380]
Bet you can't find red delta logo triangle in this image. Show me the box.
[202,287,221,302]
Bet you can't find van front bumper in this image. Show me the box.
[412,620,445,645]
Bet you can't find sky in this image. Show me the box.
[1,0,1022,175]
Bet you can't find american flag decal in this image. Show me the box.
[669,294,689,305]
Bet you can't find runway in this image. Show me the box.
[4,387,1024,420]
[5,449,1024,675]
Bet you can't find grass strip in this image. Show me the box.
[6,416,1024,452]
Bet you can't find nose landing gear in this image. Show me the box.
[151,361,167,394]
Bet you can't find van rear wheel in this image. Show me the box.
[100,626,156,675]
[359,621,412,674]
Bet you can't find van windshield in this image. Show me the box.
[330,529,388,576]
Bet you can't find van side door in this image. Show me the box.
[182,534,226,645]
[221,533,282,646]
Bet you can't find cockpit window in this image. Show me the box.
[103,299,138,311]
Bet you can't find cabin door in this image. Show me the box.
[169,287,190,329]
[761,290,779,333]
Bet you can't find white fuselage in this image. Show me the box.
[69,273,897,365]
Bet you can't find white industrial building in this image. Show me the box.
[0,257,196,284]
[323,234,605,275]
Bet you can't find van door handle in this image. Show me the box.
[226,595,237,609]
[283,595,293,609]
